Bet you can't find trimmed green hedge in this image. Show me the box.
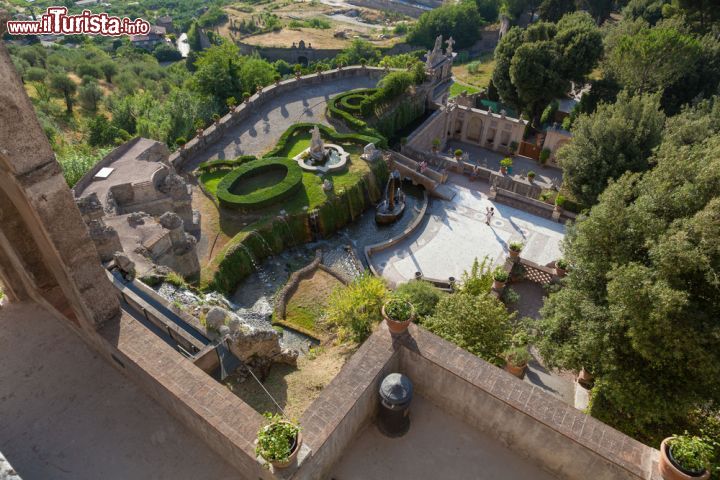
[326,90,388,143]
[216,157,303,210]
[264,122,386,156]
[197,155,256,173]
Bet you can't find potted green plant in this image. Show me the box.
[382,294,415,334]
[528,171,536,182]
[659,434,713,480]
[504,345,531,378]
[509,140,518,156]
[555,258,568,278]
[274,73,282,85]
[175,136,187,150]
[454,148,463,160]
[493,268,509,291]
[212,113,221,125]
[500,157,513,174]
[554,194,566,212]
[508,242,523,260]
[432,138,440,153]
[256,414,302,469]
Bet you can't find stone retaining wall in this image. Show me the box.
[171,67,388,172]
[71,137,145,196]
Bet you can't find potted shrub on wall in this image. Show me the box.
[382,294,415,334]
[509,141,518,156]
[492,268,508,291]
[500,157,513,174]
[528,171,536,183]
[508,242,523,260]
[176,137,187,150]
[555,258,568,277]
[432,138,440,153]
[504,345,531,379]
[256,414,302,469]
[659,434,713,480]
[274,74,282,85]
[454,148,463,160]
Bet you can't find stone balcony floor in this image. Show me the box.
[331,395,558,480]
[0,302,238,480]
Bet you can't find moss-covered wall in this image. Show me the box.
[203,159,388,294]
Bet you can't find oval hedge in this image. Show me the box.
[217,158,303,210]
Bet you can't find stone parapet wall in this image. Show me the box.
[397,326,662,480]
[72,137,144,197]
[171,67,388,172]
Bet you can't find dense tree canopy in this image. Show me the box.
[538,0,575,22]
[537,99,720,441]
[492,13,602,120]
[559,92,665,206]
[407,1,484,50]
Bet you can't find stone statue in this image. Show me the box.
[361,142,381,162]
[446,36,455,56]
[309,125,325,162]
[432,35,443,55]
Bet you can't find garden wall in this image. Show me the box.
[170,67,389,172]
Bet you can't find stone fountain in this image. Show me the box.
[294,126,349,173]
[375,169,406,225]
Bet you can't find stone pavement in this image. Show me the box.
[183,75,379,170]
[371,179,566,285]
[446,139,564,188]
[0,302,238,480]
[331,395,557,480]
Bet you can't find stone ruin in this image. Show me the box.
[204,306,299,380]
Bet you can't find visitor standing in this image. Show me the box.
[485,206,494,225]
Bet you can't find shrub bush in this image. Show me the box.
[384,294,414,322]
[197,155,256,173]
[216,158,303,210]
[264,123,384,156]
[394,280,445,321]
[324,273,388,343]
[255,413,301,464]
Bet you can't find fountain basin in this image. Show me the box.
[375,199,406,224]
[293,144,349,173]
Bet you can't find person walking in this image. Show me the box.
[485,206,494,225]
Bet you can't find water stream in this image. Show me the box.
[156,182,425,353]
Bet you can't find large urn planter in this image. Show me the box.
[256,416,302,470]
[504,346,531,379]
[659,437,711,480]
[382,298,415,334]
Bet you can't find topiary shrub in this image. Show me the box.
[216,158,303,210]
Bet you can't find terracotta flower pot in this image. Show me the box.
[500,166,507,174]
[505,361,527,379]
[509,249,521,259]
[659,438,710,480]
[382,302,415,334]
[268,429,303,469]
[492,280,506,291]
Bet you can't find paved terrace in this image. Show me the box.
[372,173,565,285]
[0,302,238,480]
[332,395,558,480]
[183,75,379,170]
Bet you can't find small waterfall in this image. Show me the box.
[240,243,272,286]
[277,215,297,245]
[248,230,273,256]
[308,209,322,241]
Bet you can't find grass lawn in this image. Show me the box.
[453,52,495,89]
[199,170,228,196]
[279,269,344,338]
[450,81,482,98]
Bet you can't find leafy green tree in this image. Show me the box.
[76,63,103,80]
[538,0,576,22]
[510,41,567,122]
[607,23,702,94]
[555,12,604,82]
[537,99,720,441]
[153,43,182,62]
[191,42,243,104]
[25,67,47,83]
[407,1,484,50]
[49,73,77,113]
[238,58,276,94]
[78,81,104,111]
[335,39,381,66]
[425,292,514,365]
[492,27,525,111]
[559,92,665,205]
[577,0,613,24]
[621,0,668,25]
[198,6,229,28]
[475,0,502,21]
[501,0,529,20]
[325,274,388,343]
